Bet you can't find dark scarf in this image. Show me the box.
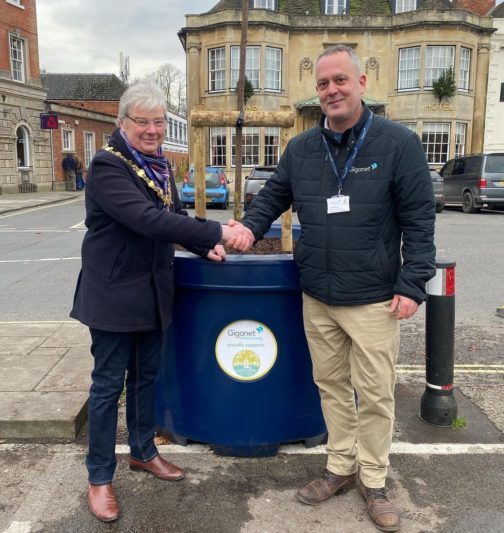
[119,129,171,195]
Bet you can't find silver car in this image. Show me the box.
[243,166,277,210]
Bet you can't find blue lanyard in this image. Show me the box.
[322,112,373,193]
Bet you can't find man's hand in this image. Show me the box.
[206,244,226,262]
[221,220,254,252]
[390,295,419,320]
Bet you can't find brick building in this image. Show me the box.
[0,0,51,193]
[41,73,126,189]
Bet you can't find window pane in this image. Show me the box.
[396,0,416,13]
[264,127,280,165]
[231,46,260,90]
[425,46,454,87]
[400,122,417,133]
[265,47,281,91]
[254,0,274,8]
[325,0,346,14]
[84,133,95,168]
[459,47,471,91]
[10,37,25,82]
[231,127,259,166]
[209,48,225,91]
[421,122,450,164]
[398,47,420,90]
[455,123,466,158]
[210,127,227,166]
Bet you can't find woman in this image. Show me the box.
[70,82,252,522]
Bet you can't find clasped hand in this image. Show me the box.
[221,220,254,252]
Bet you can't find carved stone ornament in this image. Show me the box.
[365,57,380,80]
[299,57,313,82]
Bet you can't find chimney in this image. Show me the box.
[452,0,496,16]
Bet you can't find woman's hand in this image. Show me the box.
[206,244,226,262]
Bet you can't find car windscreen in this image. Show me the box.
[485,155,504,174]
[250,170,275,179]
[205,172,222,187]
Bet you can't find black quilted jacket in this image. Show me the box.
[242,105,436,305]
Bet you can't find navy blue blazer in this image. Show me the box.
[70,129,222,332]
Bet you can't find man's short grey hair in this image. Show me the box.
[117,82,167,123]
[316,45,362,73]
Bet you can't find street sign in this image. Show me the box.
[40,113,59,130]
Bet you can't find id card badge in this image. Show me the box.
[327,195,350,214]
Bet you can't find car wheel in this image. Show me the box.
[435,203,444,214]
[220,199,229,210]
[462,192,480,214]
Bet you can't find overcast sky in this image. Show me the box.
[36,0,504,80]
[36,0,217,80]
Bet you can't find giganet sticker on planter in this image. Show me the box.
[215,320,278,381]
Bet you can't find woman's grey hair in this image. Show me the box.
[117,82,167,123]
[316,44,362,73]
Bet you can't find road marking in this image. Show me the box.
[0,257,80,264]
[0,197,82,218]
[0,442,503,456]
[0,229,71,233]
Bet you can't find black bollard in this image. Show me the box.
[420,257,458,426]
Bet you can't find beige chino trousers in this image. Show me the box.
[302,293,400,488]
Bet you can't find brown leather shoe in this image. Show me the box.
[88,483,119,522]
[129,455,185,481]
[296,469,356,505]
[357,476,400,531]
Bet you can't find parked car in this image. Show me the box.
[180,166,231,210]
[243,165,277,210]
[439,153,504,213]
[430,168,445,213]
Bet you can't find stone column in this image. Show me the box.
[471,43,490,154]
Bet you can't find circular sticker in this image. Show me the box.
[215,320,277,382]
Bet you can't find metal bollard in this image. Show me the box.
[420,257,458,426]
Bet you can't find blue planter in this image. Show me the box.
[155,225,326,456]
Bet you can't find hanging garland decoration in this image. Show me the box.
[103,144,173,208]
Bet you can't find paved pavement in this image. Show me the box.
[0,191,503,532]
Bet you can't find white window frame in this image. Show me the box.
[421,122,450,165]
[398,47,420,91]
[62,129,74,152]
[209,47,226,92]
[264,127,280,165]
[253,0,275,9]
[455,123,467,158]
[6,0,24,7]
[84,132,95,168]
[231,46,260,90]
[425,46,455,88]
[459,47,471,92]
[231,127,259,167]
[16,126,30,168]
[325,0,346,14]
[395,0,416,13]
[265,47,282,92]
[210,127,227,167]
[103,133,112,145]
[10,36,25,83]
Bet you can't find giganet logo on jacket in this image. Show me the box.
[350,163,378,174]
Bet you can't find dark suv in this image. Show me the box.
[439,153,504,213]
[243,165,277,210]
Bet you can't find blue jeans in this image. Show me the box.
[86,328,163,484]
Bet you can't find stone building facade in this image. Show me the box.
[0,0,51,193]
[179,0,497,179]
[484,3,504,153]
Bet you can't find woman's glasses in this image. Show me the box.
[126,114,167,129]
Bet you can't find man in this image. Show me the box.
[62,153,77,191]
[241,45,436,531]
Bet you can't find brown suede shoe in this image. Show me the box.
[88,483,119,522]
[296,469,356,505]
[129,455,185,481]
[357,476,400,532]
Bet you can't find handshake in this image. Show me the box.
[221,220,255,252]
[205,220,254,262]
